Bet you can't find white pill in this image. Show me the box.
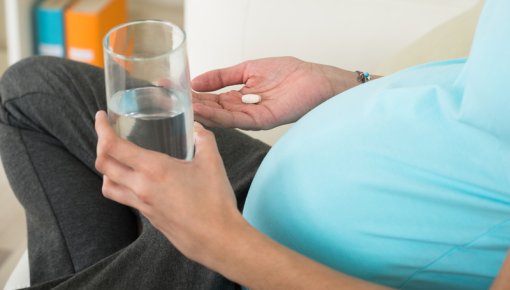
[241,94,262,104]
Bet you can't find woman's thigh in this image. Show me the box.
[0,56,269,287]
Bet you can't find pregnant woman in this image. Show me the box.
[0,0,509,289]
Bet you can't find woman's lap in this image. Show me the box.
[0,56,269,288]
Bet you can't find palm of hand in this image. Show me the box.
[192,57,336,130]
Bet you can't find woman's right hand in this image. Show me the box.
[192,57,359,130]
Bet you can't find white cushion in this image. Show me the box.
[3,250,29,290]
[185,0,479,77]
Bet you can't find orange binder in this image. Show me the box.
[65,0,127,67]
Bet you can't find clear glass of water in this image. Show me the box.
[103,20,193,160]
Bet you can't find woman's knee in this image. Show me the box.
[0,57,64,123]
[0,56,68,102]
[0,56,105,125]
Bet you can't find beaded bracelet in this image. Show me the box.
[356,71,372,83]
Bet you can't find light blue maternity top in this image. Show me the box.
[243,1,510,289]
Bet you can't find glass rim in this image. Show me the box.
[103,20,186,62]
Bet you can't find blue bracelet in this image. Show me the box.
[356,71,372,83]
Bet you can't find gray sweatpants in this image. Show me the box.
[0,56,270,289]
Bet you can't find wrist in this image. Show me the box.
[204,218,267,287]
[197,209,249,270]
[201,215,276,287]
[319,64,361,98]
[319,64,382,100]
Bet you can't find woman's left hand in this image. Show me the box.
[94,111,242,263]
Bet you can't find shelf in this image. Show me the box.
[4,0,183,66]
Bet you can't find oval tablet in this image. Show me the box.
[241,94,262,104]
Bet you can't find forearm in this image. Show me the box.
[491,250,510,290]
[204,214,392,290]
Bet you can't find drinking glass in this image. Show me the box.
[103,20,193,160]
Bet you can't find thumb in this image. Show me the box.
[193,122,221,161]
[191,62,247,92]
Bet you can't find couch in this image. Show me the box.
[4,0,483,288]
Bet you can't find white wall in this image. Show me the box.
[186,0,479,78]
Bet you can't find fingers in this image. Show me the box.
[192,91,222,109]
[192,113,225,129]
[95,152,134,187]
[191,62,247,92]
[193,103,263,129]
[95,111,158,170]
[192,90,244,109]
[192,90,267,129]
[193,103,235,127]
[101,175,143,209]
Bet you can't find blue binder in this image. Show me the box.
[35,0,73,57]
